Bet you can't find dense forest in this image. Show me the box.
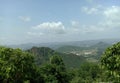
[0,42,120,83]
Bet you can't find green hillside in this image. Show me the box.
[56,45,87,53]
[23,42,111,68]
[55,42,111,62]
[27,47,56,65]
[60,53,85,68]
[26,47,86,68]
[0,42,119,82]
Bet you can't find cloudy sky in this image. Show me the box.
[0,0,120,45]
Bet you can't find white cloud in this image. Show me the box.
[104,6,120,21]
[32,22,65,34]
[81,5,103,14]
[79,6,120,35]
[26,6,120,43]
[101,6,120,28]
[81,5,120,31]
[68,21,104,35]
[82,7,98,14]
[18,16,31,22]
[82,25,104,34]
[27,32,43,36]
[73,25,104,34]
[71,21,80,27]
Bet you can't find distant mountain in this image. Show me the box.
[27,47,56,65]
[56,45,79,53]
[91,41,111,49]
[26,43,111,68]
[90,42,111,59]
[56,41,111,54]
[6,39,119,68]
[56,45,87,53]
[26,47,86,68]
[55,41,112,62]
[8,38,120,50]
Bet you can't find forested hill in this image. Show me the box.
[25,42,111,68]
[8,39,119,50]
[1,42,120,82]
[26,47,56,65]
[56,45,87,53]
[26,47,86,68]
[90,41,111,49]
[56,42,111,53]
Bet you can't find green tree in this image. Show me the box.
[101,42,120,82]
[40,55,69,83]
[70,62,101,83]
[0,47,43,83]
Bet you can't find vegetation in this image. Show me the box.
[0,47,44,82]
[27,47,86,68]
[40,55,70,83]
[0,41,120,83]
[56,45,87,53]
[27,47,56,65]
[101,42,120,82]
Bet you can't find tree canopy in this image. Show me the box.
[101,42,120,82]
[40,55,70,83]
[1,43,119,83]
[0,47,43,83]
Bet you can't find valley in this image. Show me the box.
[1,39,120,82]
[23,39,114,68]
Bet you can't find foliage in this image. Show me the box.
[101,42,120,82]
[56,45,88,53]
[27,47,56,65]
[1,42,119,83]
[40,55,70,83]
[0,47,43,83]
[70,62,101,83]
[27,47,86,68]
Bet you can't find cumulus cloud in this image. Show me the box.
[71,25,104,34]
[101,6,120,28]
[27,6,120,41]
[67,21,104,35]
[82,25,104,34]
[27,32,43,36]
[18,16,31,22]
[82,7,98,14]
[81,5,103,15]
[81,5,120,31]
[71,21,80,27]
[73,6,120,34]
[32,22,65,34]
[104,6,120,21]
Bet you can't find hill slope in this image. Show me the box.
[26,47,86,68]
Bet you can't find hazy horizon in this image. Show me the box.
[0,0,120,45]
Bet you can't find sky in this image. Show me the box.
[0,0,120,45]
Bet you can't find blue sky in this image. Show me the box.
[0,0,120,45]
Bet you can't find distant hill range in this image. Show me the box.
[8,38,120,50]
[5,39,120,68]
[56,41,110,52]
[56,41,111,60]
[25,41,111,68]
[26,47,86,68]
